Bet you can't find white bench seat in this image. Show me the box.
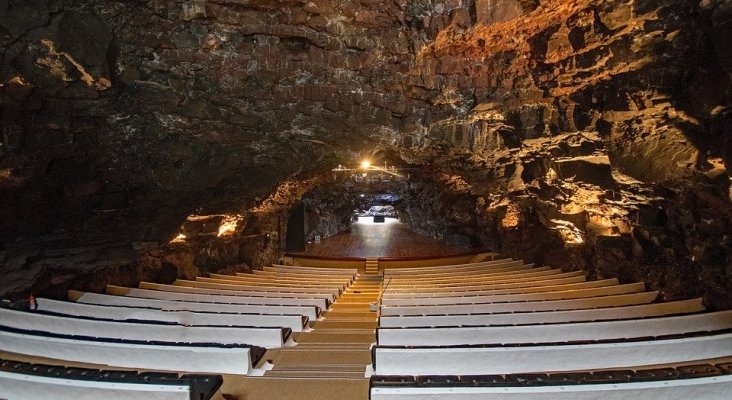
[383,278,612,298]
[385,269,578,286]
[377,310,732,346]
[38,297,308,332]
[378,298,705,328]
[138,283,334,305]
[370,375,732,400]
[0,329,258,374]
[195,277,345,291]
[204,274,348,288]
[175,279,341,297]
[379,292,659,316]
[110,284,327,310]
[253,268,354,277]
[372,332,732,375]
[74,290,319,319]
[384,261,528,276]
[382,258,517,274]
[233,272,353,283]
[0,370,193,400]
[383,275,587,293]
[381,283,646,306]
[266,265,358,275]
[0,307,288,348]
[386,264,537,281]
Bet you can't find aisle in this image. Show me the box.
[221,274,383,399]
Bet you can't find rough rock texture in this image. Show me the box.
[1,0,731,307]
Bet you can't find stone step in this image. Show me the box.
[221,376,369,400]
[308,329,375,335]
[272,349,372,365]
[334,298,375,304]
[264,370,366,378]
[338,296,379,302]
[320,317,377,322]
[328,308,373,314]
[322,311,376,318]
[311,320,377,329]
[271,363,367,372]
[341,292,380,296]
[293,332,375,344]
[292,343,372,350]
[356,276,384,282]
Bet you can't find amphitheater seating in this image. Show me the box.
[379,298,706,327]
[372,332,732,375]
[385,268,577,284]
[135,282,333,306]
[370,365,732,399]
[377,310,732,346]
[173,279,342,297]
[197,276,346,289]
[109,284,329,309]
[379,292,659,316]
[252,270,357,282]
[381,282,647,306]
[370,257,732,400]
[5,255,730,399]
[0,262,362,384]
[0,306,291,348]
[265,265,358,276]
[382,275,593,294]
[0,327,264,374]
[39,297,309,331]
[384,267,574,284]
[1,262,377,400]
[212,272,350,284]
[386,265,538,279]
[0,358,222,400]
[384,270,584,286]
[71,289,320,320]
[382,258,519,274]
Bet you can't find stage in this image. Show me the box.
[289,217,482,259]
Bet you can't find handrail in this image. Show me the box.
[376,275,392,318]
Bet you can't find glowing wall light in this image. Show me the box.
[217,216,239,237]
[170,233,187,243]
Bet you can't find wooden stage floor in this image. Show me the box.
[294,217,474,258]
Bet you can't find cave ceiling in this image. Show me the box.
[0,0,731,302]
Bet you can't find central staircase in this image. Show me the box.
[225,274,383,399]
[364,258,380,275]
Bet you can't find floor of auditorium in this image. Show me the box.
[294,217,473,258]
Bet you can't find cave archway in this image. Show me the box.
[284,202,306,253]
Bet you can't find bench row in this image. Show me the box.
[382,258,518,275]
[376,309,732,346]
[0,358,222,400]
[0,305,292,349]
[370,363,732,400]
[379,298,705,327]
[0,326,265,374]
[382,282,646,306]
[370,330,732,375]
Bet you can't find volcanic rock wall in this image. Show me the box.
[1,0,730,306]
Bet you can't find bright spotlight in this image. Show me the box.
[360,160,371,169]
